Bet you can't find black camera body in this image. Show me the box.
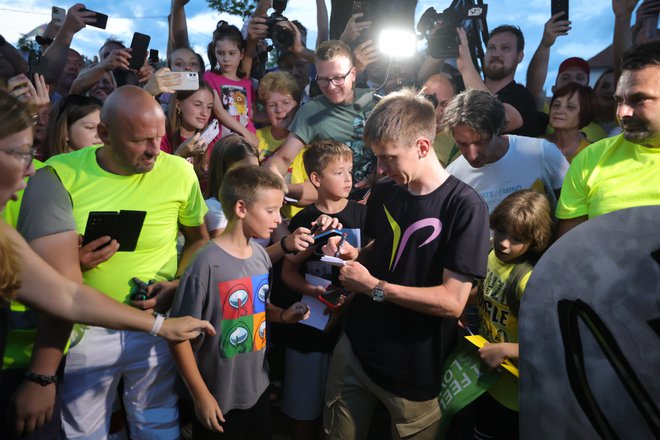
[417,0,488,61]
[265,0,293,52]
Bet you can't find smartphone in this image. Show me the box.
[318,285,346,309]
[80,8,108,29]
[82,211,119,250]
[28,50,49,80]
[170,71,199,91]
[82,210,146,252]
[149,49,159,65]
[353,1,371,23]
[52,6,66,23]
[114,210,147,251]
[551,0,569,21]
[128,32,151,70]
[198,119,220,146]
[313,229,343,247]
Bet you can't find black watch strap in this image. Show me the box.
[24,371,57,386]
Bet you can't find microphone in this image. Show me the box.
[353,90,383,111]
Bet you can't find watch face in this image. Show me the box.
[371,287,385,302]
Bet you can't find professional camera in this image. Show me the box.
[265,0,294,52]
[417,0,488,62]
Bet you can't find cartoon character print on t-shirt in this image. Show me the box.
[219,273,268,358]
[348,110,375,188]
[221,85,250,137]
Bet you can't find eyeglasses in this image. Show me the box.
[0,147,37,169]
[315,67,354,87]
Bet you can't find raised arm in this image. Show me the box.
[168,0,191,58]
[456,28,524,133]
[316,0,329,46]
[43,4,93,85]
[526,13,571,110]
[612,0,639,80]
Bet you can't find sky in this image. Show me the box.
[0,0,642,92]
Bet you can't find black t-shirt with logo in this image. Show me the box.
[345,176,489,401]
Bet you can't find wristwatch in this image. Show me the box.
[371,280,386,302]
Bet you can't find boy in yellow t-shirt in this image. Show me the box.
[475,190,554,439]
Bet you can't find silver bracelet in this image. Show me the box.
[149,313,166,336]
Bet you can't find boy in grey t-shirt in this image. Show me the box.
[169,166,310,438]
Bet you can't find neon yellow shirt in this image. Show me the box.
[556,134,660,219]
[47,145,207,303]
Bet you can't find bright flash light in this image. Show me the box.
[378,29,417,58]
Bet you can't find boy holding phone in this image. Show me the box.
[168,166,310,438]
[280,140,369,437]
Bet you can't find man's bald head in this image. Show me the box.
[97,86,166,175]
[422,74,457,132]
[101,85,164,127]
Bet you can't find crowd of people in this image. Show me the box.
[0,0,659,439]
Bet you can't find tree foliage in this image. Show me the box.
[206,0,258,19]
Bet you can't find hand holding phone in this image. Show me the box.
[80,8,108,29]
[170,71,199,91]
[318,285,347,310]
[198,119,220,146]
[551,0,569,22]
[129,32,151,70]
[312,228,343,247]
[353,1,371,23]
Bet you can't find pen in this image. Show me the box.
[334,234,347,257]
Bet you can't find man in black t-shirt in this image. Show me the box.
[456,25,542,137]
[322,89,490,439]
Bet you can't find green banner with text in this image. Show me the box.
[437,340,498,438]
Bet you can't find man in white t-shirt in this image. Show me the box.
[443,89,569,212]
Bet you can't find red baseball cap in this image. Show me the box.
[558,57,590,80]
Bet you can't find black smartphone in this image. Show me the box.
[114,210,147,251]
[82,211,119,249]
[148,49,159,65]
[551,0,569,21]
[318,285,346,309]
[353,1,370,23]
[82,210,146,252]
[28,50,49,81]
[128,32,151,70]
[313,229,343,247]
[80,8,108,29]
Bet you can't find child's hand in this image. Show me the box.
[282,302,310,323]
[312,214,342,232]
[322,235,358,260]
[478,342,518,369]
[285,227,315,253]
[193,391,225,433]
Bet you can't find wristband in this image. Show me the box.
[149,313,166,336]
[280,236,295,254]
[24,371,57,386]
